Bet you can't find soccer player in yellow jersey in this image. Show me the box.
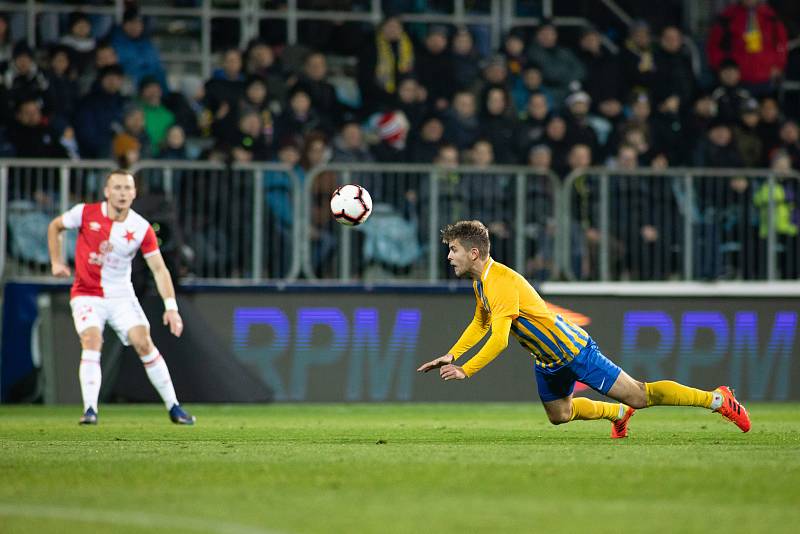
[417,220,751,437]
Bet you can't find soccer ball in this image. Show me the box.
[330,184,373,226]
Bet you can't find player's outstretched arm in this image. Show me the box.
[458,316,512,378]
[47,216,71,277]
[447,302,490,359]
[145,253,184,338]
[417,354,454,373]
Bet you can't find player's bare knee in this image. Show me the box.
[628,381,648,409]
[132,335,154,356]
[628,398,647,410]
[79,331,102,351]
[547,410,571,425]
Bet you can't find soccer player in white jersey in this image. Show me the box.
[47,170,195,425]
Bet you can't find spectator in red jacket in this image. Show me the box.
[706,0,788,96]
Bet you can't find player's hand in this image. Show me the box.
[51,262,71,277]
[440,364,467,381]
[215,101,229,119]
[417,354,454,373]
[163,310,184,337]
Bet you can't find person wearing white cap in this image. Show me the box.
[370,109,410,162]
[564,90,598,152]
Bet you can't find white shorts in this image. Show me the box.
[70,296,150,346]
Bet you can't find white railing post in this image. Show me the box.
[599,173,610,281]
[490,0,502,51]
[201,0,212,80]
[302,167,317,280]
[287,0,298,45]
[543,0,553,18]
[59,165,70,263]
[561,175,570,280]
[501,0,514,39]
[428,170,439,282]
[163,167,173,200]
[559,168,580,281]
[454,0,465,22]
[683,173,693,280]
[288,168,303,281]
[252,168,263,281]
[550,171,562,280]
[371,0,382,24]
[338,170,353,281]
[515,172,526,274]
[767,174,777,280]
[241,0,258,49]
[0,165,8,278]
[26,0,36,48]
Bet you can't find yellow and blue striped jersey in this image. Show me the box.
[449,258,591,375]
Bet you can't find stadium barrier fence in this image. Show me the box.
[302,163,561,281]
[0,0,626,79]
[561,167,800,282]
[0,159,303,281]
[1,160,798,284]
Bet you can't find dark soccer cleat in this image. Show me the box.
[169,404,196,425]
[714,386,750,432]
[611,406,635,439]
[79,407,98,425]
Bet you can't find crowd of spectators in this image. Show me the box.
[1,0,798,280]
[1,1,797,172]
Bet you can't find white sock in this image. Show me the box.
[618,404,627,419]
[79,350,102,413]
[710,391,724,410]
[140,348,178,410]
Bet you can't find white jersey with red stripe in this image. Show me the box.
[61,201,160,298]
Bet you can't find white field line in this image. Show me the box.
[0,503,288,534]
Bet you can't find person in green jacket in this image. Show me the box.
[753,151,798,278]
[139,75,175,155]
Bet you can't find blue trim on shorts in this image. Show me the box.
[535,339,623,402]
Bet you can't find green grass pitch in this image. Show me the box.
[1,403,799,534]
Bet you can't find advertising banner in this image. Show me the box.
[8,285,798,402]
[193,290,799,402]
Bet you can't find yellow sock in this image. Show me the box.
[645,381,713,408]
[569,397,624,422]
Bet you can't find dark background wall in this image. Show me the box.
[3,283,797,402]
[37,288,800,403]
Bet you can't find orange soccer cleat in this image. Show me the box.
[611,406,636,439]
[714,386,750,432]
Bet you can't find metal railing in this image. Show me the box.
[0,0,634,78]
[2,160,797,284]
[302,164,560,281]
[562,167,800,282]
[2,160,115,277]
[0,0,500,78]
[0,159,302,282]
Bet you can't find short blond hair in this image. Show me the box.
[441,220,490,259]
[105,169,135,185]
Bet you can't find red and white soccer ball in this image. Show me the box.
[330,184,373,226]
